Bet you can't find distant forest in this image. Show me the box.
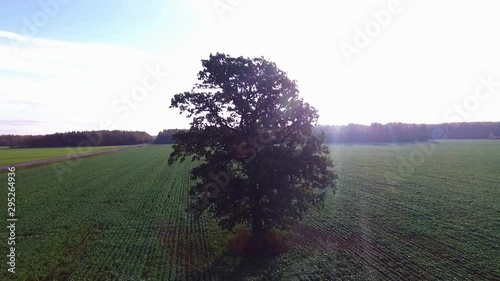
[318,122,500,143]
[154,122,500,144]
[1,122,498,148]
[0,130,152,148]
[154,129,182,144]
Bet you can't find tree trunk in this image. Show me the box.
[251,205,264,252]
[251,206,263,235]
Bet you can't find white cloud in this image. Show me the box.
[0,30,186,135]
[2,0,500,135]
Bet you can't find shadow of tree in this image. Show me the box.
[185,254,283,281]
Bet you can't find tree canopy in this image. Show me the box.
[168,53,337,238]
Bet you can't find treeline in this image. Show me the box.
[16,122,493,148]
[316,122,500,143]
[153,122,500,145]
[0,130,153,148]
[153,129,184,144]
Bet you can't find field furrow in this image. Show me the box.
[0,141,498,280]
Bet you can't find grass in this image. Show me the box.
[0,141,498,280]
[0,146,123,166]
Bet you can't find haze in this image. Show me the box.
[1,0,499,135]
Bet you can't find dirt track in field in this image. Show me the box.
[0,144,145,171]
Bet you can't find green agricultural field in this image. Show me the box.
[0,146,123,166]
[0,141,499,280]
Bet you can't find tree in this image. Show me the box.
[0,131,152,147]
[168,53,337,243]
[154,129,184,144]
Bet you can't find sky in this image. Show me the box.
[1,0,500,135]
